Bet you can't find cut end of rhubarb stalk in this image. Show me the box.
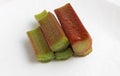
[37,52,54,62]
[35,10,48,21]
[55,48,73,60]
[27,27,54,62]
[51,36,69,52]
[35,10,69,52]
[81,48,92,57]
[72,38,92,56]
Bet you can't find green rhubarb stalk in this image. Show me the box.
[27,27,54,62]
[35,10,69,52]
[55,48,73,60]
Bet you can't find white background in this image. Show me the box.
[0,0,120,76]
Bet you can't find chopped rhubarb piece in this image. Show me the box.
[35,10,69,52]
[55,47,73,60]
[27,27,54,62]
[54,3,92,56]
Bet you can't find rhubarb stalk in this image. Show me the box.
[35,10,69,52]
[55,47,73,60]
[54,3,92,56]
[27,27,54,62]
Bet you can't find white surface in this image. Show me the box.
[0,0,120,76]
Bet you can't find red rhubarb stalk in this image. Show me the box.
[54,3,92,56]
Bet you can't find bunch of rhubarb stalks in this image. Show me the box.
[27,3,92,62]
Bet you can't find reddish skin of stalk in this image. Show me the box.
[54,3,92,56]
[55,3,91,45]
